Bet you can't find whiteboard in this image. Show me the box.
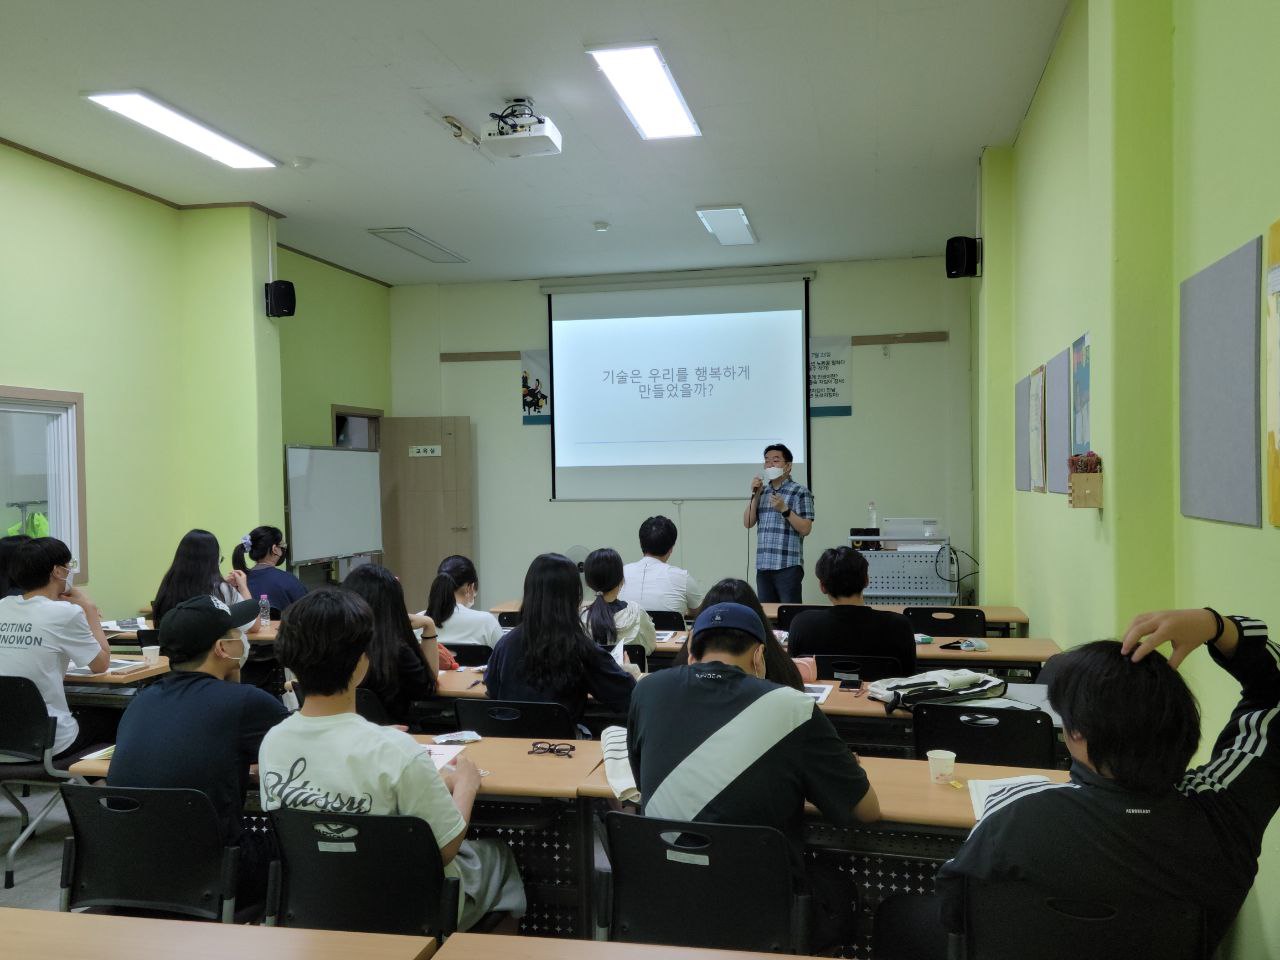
[285,447,383,564]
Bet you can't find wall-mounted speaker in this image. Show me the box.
[945,237,982,278]
[265,280,296,317]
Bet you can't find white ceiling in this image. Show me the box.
[1,0,1065,285]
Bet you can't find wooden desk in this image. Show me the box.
[436,932,805,960]
[64,654,169,685]
[916,636,1058,668]
[413,735,603,800]
[109,621,279,645]
[577,754,1067,831]
[0,906,436,960]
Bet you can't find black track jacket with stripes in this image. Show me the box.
[935,616,1280,948]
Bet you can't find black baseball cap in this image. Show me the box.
[691,602,766,644]
[157,595,259,663]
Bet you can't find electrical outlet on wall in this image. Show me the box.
[409,444,441,457]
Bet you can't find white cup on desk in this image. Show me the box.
[926,749,956,784]
[142,645,161,666]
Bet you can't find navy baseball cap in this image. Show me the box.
[157,595,259,663]
[691,602,767,644]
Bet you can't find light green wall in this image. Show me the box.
[277,248,391,445]
[391,259,973,609]
[0,144,391,617]
[978,1,1277,955]
[1171,1,1280,955]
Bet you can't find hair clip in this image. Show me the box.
[241,535,253,550]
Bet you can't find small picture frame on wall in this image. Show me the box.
[1029,364,1047,493]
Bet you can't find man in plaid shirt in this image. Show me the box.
[743,443,814,603]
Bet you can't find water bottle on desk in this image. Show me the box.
[867,500,878,529]
[258,594,271,629]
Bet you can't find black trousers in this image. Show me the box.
[873,893,950,960]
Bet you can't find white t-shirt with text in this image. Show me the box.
[258,712,467,882]
[0,595,103,755]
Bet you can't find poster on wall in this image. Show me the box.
[1267,220,1280,526]
[808,336,852,416]
[520,350,551,426]
[1029,364,1047,493]
[1071,333,1091,456]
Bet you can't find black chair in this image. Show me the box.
[454,699,576,739]
[646,610,686,631]
[59,784,243,921]
[0,676,92,888]
[267,808,458,938]
[813,654,906,683]
[497,611,521,628]
[964,878,1208,960]
[604,812,810,953]
[623,644,648,673]
[355,688,395,725]
[903,606,988,638]
[776,604,825,629]
[449,643,493,667]
[913,702,1056,768]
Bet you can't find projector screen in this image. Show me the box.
[550,280,809,500]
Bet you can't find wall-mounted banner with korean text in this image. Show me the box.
[808,336,851,417]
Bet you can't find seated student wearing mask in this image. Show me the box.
[618,516,704,616]
[627,602,880,947]
[876,607,1280,959]
[786,547,916,673]
[425,555,502,649]
[0,537,112,758]
[108,595,287,906]
[259,588,526,930]
[232,525,307,614]
[583,547,657,655]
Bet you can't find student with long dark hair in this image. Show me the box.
[153,529,259,635]
[485,553,635,719]
[0,533,31,597]
[424,555,501,648]
[231,525,306,614]
[673,577,804,691]
[342,564,438,724]
[582,547,656,654]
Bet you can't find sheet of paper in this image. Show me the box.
[66,658,144,676]
[420,743,465,770]
[81,745,116,761]
[101,618,146,632]
[654,630,676,642]
[803,683,833,704]
[968,775,1053,819]
[611,638,626,665]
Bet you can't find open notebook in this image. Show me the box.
[66,659,149,677]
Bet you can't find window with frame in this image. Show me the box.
[0,387,87,581]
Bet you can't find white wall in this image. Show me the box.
[390,257,973,606]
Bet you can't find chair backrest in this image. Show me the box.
[136,628,159,645]
[0,676,55,760]
[269,808,457,937]
[813,653,905,683]
[497,610,521,628]
[449,643,493,667]
[623,644,648,673]
[965,878,1207,960]
[60,784,236,921]
[354,687,395,726]
[775,604,825,629]
[903,606,988,637]
[605,812,808,953]
[913,703,1056,768]
[646,610,686,631]
[454,699,576,739]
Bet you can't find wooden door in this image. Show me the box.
[379,416,473,610]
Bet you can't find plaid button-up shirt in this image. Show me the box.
[755,477,814,571]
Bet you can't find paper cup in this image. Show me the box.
[142,645,161,665]
[926,749,956,784]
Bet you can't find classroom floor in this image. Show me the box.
[0,786,66,911]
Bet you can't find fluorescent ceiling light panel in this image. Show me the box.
[368,227,468,264]
[587,44,700,139]
[696,206,757,245]
[85,91,275,169]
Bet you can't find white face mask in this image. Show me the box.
[223,635,250,670]
[763,466,786,481]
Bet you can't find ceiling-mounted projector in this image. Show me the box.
[481,98,562,158]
